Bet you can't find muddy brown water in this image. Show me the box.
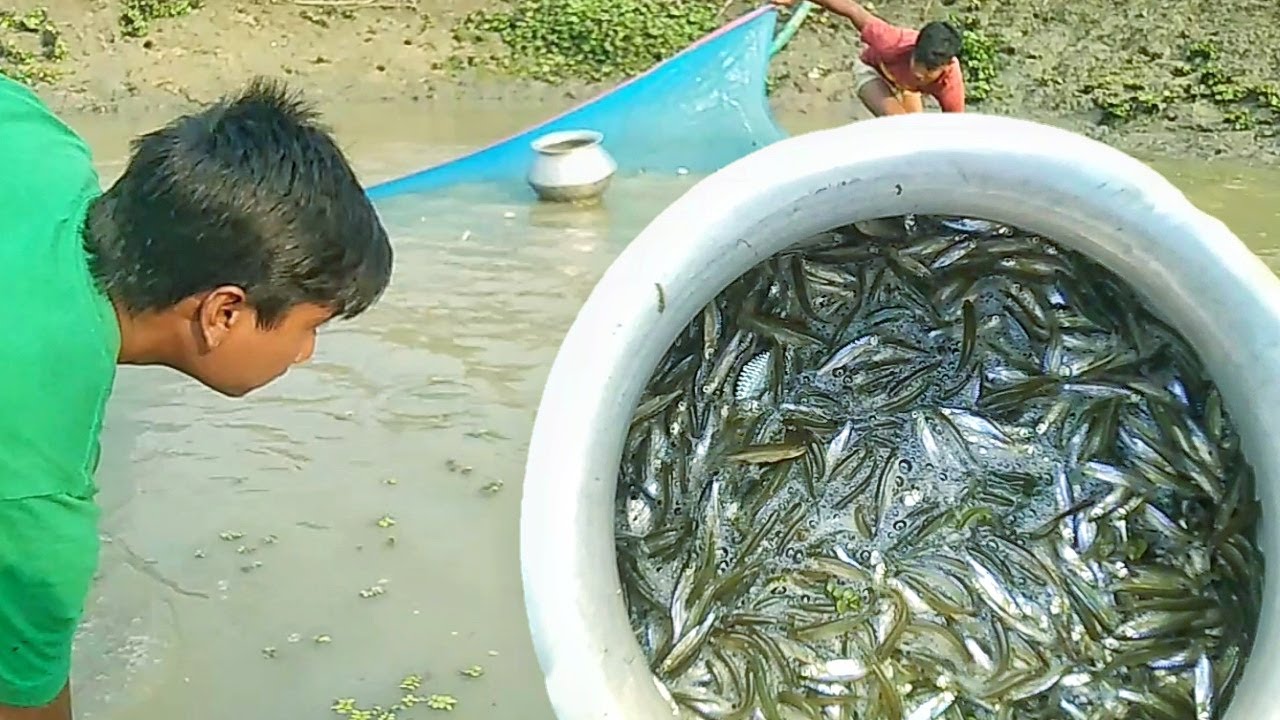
[62,104,1280,719]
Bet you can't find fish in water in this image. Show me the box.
[615,215,1263,720]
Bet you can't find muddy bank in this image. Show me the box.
[2,0,1277,165]
[774,0,1280,162]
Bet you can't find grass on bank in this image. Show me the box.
[452,0,723,82]
[119,0,202,38]
[0,8,65,84]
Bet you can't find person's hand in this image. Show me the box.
[771,0,799,7]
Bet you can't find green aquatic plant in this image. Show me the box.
[0,8,66,85]
[454,0,722,82]
[953,19,1001,103]
[119,0,202,39]
[333,676,459,717]
[824,581,863,614]
[425,694,458,711]
[459,664,484,678]
[1086,40,1278,131]
[398,674,423,692]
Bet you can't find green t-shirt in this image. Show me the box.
[0,76,118,707]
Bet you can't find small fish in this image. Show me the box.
[612,215,1259,720]
[905,691,956,720]
[726,441,807,464]
[802,657,870,683]
[816,335,879,375]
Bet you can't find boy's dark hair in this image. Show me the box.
[85,77,392,327]
[914,21,963,70]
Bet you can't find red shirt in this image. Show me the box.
[859,17,965,112]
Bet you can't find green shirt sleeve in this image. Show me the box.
[0,494,100,707]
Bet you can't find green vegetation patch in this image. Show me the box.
[955,22,1002,104]
[119,0,202,39]
[1081,39,1279,130]
[0,8,67,85]
[454,0,722,82]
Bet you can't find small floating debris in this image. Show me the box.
[263,534,279,544]
[261,647,277,659]
[376,515,396,529]
[502,211,515,219]
[445,459,473,474]
[218,531,245,541]
[676,167,689,176]
[240,560,263,573]
[460,230,472,242]
[236,545,256,554]
[359,580,389,599]
[287,633,302,644]
[480,481,504,495]
[385,536,397,547]
[314,634,332,644]
[193,549,206,559]
[383,477,399,486]
[460,665,484,678]
[464,428,505,440]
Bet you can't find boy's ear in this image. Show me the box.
[196,286,250,350]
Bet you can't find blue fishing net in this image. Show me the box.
[367,7,786,200]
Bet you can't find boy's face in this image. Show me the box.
[184,287,334,397]
[909,58,948,85]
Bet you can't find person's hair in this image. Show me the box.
[913,21,963,71]
[85,77,393,327]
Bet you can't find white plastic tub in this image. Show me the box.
[521,113,1280,719]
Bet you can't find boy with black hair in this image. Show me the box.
[0,75,393,718]
[776,0,966,117]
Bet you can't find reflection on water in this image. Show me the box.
[73,127,1279,720]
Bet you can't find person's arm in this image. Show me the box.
[774,0,878,30]
[934,64,967,113]
[0,496,99,720]
[0,684,71,720]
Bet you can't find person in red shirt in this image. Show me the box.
[775,0,966,117]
